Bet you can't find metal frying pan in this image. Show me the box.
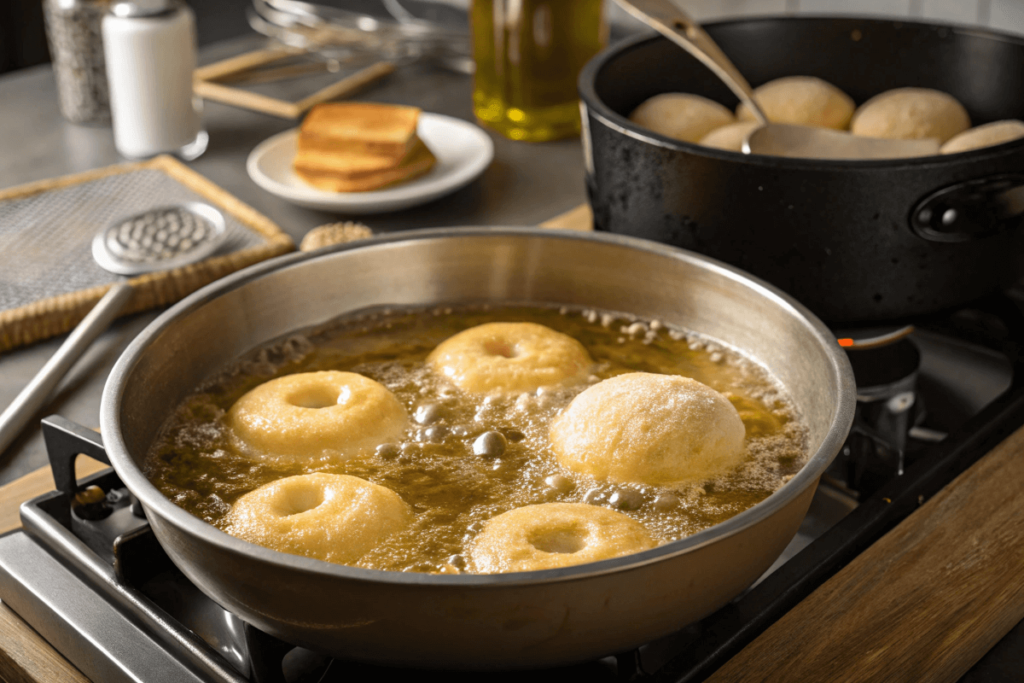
[96,229,854,668]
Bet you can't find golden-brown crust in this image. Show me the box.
[226,371,409,463]
[427,322,593,395]
[293,138,436,192]
[469,503,655,573]
[227,473,413,564]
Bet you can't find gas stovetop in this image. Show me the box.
[4,296,1024,683]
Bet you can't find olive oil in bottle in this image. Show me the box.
[471,0,606,142]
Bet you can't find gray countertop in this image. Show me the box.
[0,36,588,486]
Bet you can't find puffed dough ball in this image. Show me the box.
[940,119,1024,154]
[227,371,408,461]
[700,121,761,152]
[550,372,746,485]
[427,322,592,395]
[737,76,854,130]
[226,473,413,565]
[629,93,735,143]
[469,503,655,573]
[851,87,970,143]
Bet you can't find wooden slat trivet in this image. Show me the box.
[709,424,1024,683]
[194,46,396,120]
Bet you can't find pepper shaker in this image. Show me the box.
[102,0,207,160]
[43,0,112,125]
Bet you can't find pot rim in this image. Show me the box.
[101,227,856,588]
[578,16,1024,170]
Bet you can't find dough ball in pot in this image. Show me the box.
[940,119,1024,154]
[226,473,413,565]
[226,371,409,462]
[427,322,592,395]
[851,87,970,143]
[629,93,735,143]
[468,502,656,573]
[550,372,746,485]
[736,76,854,130]
[700,121,762,152]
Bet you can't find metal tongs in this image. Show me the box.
[614,0,940,159]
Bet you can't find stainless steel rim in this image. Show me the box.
[101,227,856,587]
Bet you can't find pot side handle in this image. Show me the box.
[41,415,111,528]
[910,174,1024,243]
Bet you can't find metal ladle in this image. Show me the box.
[614,0,941,160]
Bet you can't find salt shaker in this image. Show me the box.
[43,0,112,125]
[102,0,207,160]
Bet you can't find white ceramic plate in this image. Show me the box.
[246,113,494,214]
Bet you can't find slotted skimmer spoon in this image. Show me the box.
[0,203,230,455]
[614,0,941,159]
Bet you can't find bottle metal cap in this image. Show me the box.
[110,0,181,19]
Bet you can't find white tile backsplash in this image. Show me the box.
[989,0,1024,34]
[673,0,790,20]
[795,0,913,18]
[918,0,982,24]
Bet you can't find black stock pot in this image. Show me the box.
[579,17,1024,324]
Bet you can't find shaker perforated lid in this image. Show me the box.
[109,0,181,19]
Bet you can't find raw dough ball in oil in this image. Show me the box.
[941,119,1024,154]
[226,473,413,565]
[851,87,970,143]
[469,502,655,573]
[630,93,735,143]
[737,76,854,130]
[226,371,408,461]
[427,322,592,395]
[550,372,746,485]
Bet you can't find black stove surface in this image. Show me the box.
[3,299,1024,683]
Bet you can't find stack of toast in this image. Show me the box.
[293,102,437,192]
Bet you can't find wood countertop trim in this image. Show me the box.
[708,424,1024,683]
[0,603,89,683]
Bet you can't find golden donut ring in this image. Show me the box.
[427,322,592,395]
[226,473,413,565]
[469,502,655,573]
[226,371,408,462]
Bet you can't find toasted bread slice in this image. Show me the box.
[294,138,415,176]
[295,138,437,193]
[299,102,421,158]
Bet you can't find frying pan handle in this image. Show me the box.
[910,174,1024,242]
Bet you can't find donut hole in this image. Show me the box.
[483,338,518,359]
[286,385,340,409]
[276,483,325,516]
[529,525,586,554]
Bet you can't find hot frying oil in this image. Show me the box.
[146,305,808,573]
